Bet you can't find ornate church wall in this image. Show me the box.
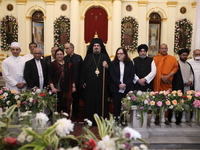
[0,0,197,61]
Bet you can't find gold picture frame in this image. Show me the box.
[61,4,67,11]
[126,5,132,12]
[180,7,186,14]
[7,4,13,11]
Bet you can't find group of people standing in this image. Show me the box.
[2,38,200,125]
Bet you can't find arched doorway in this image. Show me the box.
[148,13,161,57]
[32,11,44,54]
[84,7,108,44]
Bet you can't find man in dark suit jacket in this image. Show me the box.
[43,46,58,65]
[24,48,48,90]
[64,43,83,118]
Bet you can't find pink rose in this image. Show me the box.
[157,101,162,107]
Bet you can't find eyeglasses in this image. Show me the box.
[65,47,69,49]
[117,53,124,55]
[194,54,200,56]
[34,53,42,55]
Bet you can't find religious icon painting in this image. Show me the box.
[7,4,13,11]
[148,24,160,57]
[61,4,67,11]
[180,7,186,14]
[126,5,132,12]
[33,22,44,55]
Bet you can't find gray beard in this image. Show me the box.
[139,56,146,59]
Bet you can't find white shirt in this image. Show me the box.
[188,59,200,91]
[133,59,156,84]
[35,59,44,89]
[23,54,34,62]
[2,55,26,91]
[51,56,55,62]
[119,62,125,93]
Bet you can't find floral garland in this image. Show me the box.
[0,15,18,51]
[53,15,70,48]
[174,18,193,54]
[121,16,139,52]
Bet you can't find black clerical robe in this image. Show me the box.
[81,53,111,124]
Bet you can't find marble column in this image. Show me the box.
[44,0,54,55]
[112,0,121,54]
[193,2,200,49]
[70,0,80,53]
[166,1,178,55]
[137,1,148,44]
[16,0,27,54]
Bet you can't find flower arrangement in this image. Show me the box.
[82,114,148,150]
[121,90,200,125]
[0,87,57,113]
[166,90,188,114]
[148,91,170,122]
[0,87,20,108]
[174,18,193,54]
[0,15,18,51]
[18,89,57,113]
[121,91,150,126]
[54,15,70,48]
[192,91,200,124]
[0,105,18,149]
[0,107,148,150]
[121,16,139,52]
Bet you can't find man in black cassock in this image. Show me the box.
[171,48,194,124]
[172,49,194,92]
[81,38,111,125]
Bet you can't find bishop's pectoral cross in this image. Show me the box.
[94,15,98,21]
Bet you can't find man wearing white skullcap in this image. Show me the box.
[2,42,27,91]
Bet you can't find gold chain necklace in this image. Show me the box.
[92,54,101,77]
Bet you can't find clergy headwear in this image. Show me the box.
[138,44,148,53]
[178,48,190,55]
[11,42,21,48]
[86,38,108,56]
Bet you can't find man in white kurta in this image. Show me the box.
[188,49,200,91]
[2,42,26,91]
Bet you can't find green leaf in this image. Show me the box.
[66,134,78,141]
[18,142,39,150]
[94,113,114,138]
[33,144,47,150]
[50,135,59,149]
[94,114,104,138]
[0,121,6,127]
[41,124,58,139]
[5,105,16,117]
[83,127,98,141]
[140,110,144,127]
[22,128,39,138]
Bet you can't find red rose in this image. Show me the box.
[83,139,98,150]
[40,93,46,97]
[182,95,188,99]
[3,137,18,146]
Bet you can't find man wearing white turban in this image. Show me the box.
[2,42,26,91]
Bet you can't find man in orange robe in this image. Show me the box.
[154,43,178,91]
